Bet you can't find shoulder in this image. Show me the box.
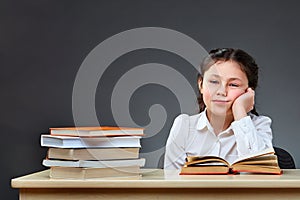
[167,114,190,145]
[173,113,190,123]
[170,114,190,135]
[173,113,201,126]
[168,113,200,146]
[171,113,202,133]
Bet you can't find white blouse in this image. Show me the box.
[164,111,273,169]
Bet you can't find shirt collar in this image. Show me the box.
[196,109,209,130]
[196,109,234,136]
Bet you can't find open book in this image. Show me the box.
[180,148,282,175]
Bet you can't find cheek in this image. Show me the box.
[229,90,245,100]
[201,87,213,103]
[200,83,216,97]
[202,92,210,101]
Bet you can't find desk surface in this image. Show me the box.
[11,169,300,189]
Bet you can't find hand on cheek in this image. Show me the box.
[232,88,255,121]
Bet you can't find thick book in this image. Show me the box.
[180,148,282,175]
[41,135,141,148]
[43,158,146,168]
[50,126,144,137]
[47,147,139,160]
[49,165,141,179]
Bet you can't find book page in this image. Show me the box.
[233,155,278,166]
[185,156,229,166]
[231,147,275,165]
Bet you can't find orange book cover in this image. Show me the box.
[49,126,144,137]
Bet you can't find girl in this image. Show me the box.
[164,48,273,169]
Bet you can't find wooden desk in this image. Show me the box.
[11,169,300,200]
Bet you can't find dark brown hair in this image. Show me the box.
[197,48,259,115]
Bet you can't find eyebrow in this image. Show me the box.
[209,74,243,82]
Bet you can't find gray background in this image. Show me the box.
[2,0,300,199]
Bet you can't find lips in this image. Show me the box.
[212,100,230,104]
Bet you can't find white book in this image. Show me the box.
[43,158,146,168]
[41,135,141,148]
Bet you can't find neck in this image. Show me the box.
[206,110,234,135]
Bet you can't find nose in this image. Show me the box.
[217,84,227,96]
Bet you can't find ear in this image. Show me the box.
[198,77,203,94]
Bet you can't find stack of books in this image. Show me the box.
[40,126,145,179]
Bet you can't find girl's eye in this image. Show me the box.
[229,83,239,87]
[209,80,219,84]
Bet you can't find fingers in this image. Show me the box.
[247,88,255,111]
[247,87,254,93]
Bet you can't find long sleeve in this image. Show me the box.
[164,114,189,169]
[231,115,273,156]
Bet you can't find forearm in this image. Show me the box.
[231,115,273,156]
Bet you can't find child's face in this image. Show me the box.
[199,60,249,117]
